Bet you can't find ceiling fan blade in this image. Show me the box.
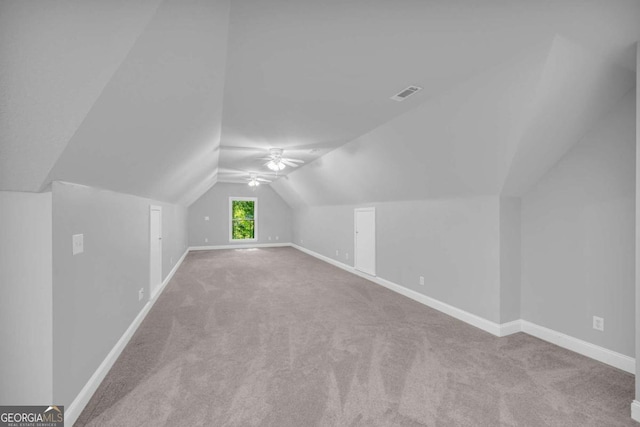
[281,160,300,167]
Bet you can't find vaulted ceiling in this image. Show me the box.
[1,0,638,206]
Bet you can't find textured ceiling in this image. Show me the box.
[0,0,638,206]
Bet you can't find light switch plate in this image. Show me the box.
[72,234,84,255]
[204,216,209,221]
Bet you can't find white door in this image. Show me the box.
[354,208,376,276]
[149,206,162,298]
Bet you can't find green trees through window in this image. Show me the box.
[231,199,255,240]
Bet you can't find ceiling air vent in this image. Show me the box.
[390,85,422,102]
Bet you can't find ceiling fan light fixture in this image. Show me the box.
[267,160,286,171]
[247,172,271,187]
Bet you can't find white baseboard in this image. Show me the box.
[152,249,188,299]
[631,400,640,422]
[520,320,635,374]
[189,242,290,251]
[291,244,636,374]
[65,248,188,426]
[291,244,509,337]
[498,320,523,337]
[374,275,510,337]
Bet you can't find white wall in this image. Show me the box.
[160,202,189,275]
[522,90,636,357]
[51,181,188,408]
[0,191,53,405]
[293,204,354,261]
[188,183,292,246]
[635,41,640,402]
[499,197,521,323]
[294,196,503,323]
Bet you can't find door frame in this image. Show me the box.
[354,207,376,276]
[149,205,163,299]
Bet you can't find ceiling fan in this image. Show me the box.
[246,173,272,187]
[261,148,304,172]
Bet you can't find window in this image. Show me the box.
[229,197,257,241]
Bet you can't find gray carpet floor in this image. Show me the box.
[75,247,636,426]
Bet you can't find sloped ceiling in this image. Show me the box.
[0,0,163,192]
[215,0,551,184]
[271,35,636,207]
[43,0,230,205]
[502,37,635,196]
[271,45,548,207]
[0,0,638,206]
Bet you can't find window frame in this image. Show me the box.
[229,197,258,242]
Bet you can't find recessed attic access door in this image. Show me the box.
[354,207,376,276]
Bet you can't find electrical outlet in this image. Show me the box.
[138,288,144,301]
[345,252,349,260]
[419,276,425,285]
[300,239,303,244]
[268,236,272,241]
[204,216,209,221]
[593,316,604,331]
[276,236,279,241]
[72,234,84,255]
[336,250,339,256]
[205,238,208,243]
